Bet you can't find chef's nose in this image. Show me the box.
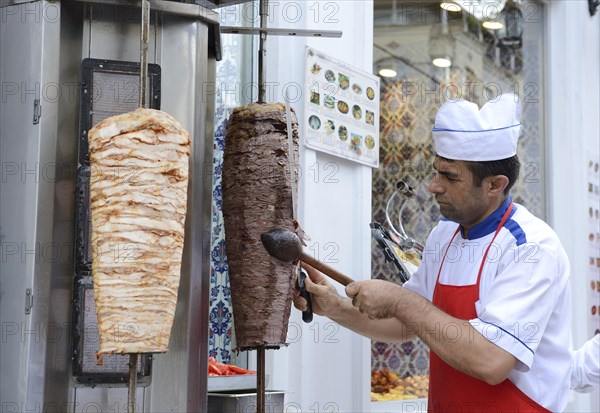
[428,174,443,194]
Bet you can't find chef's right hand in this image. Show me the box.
[293,262,342,317]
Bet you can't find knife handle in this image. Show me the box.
[297,268,313,323]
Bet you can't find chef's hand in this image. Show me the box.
[345,280,403,320]
[293,262,343,317]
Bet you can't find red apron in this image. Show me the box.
[429,202,551,413]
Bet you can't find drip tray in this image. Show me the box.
[207,390,285,413]
[208,374,262,392]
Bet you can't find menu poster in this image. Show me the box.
[586,153,600,337]
[304,47,380,168]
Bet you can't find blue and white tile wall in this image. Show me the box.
[208,108,234,363]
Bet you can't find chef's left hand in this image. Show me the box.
[345,280,403,320]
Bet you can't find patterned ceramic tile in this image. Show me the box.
[208,108,235,363]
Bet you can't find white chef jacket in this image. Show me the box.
[571,334,600,393]
[404,198,572,412]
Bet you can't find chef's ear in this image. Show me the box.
[486,175,509,196]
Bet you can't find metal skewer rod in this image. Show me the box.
[129,2,150,412]
[257,347,266,413]
[128,353,138,413]
[256,0,268,410]
[139,0,150,108]
[257,0,268,102]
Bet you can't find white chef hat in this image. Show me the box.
[432,93,522,161]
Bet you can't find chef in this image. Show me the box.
[295,93,573,412]
[571,334,600,393]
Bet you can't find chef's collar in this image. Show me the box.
[460,197,514,240]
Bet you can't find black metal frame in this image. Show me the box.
[78,58,161,165]
[71,275,153,386]
[72,58,161,386]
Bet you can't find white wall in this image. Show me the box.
[546,1,600,412]
[263,1,374,412]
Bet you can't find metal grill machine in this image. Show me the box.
[1,0,226,411]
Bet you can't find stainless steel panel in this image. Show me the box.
[0,1,65,410]
[207,391,286,413]
[82,4,158,63]
[200,54,217,413]
[74,387,146,413]
[74,0,220,23]
[0,4,43,407]
[75,0,221,60]
[42,3,84,409]
[146,15,213,413]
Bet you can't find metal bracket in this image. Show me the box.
[220,27,342,38]
[33,99,41,124]
[25,288,33,315]
[590,0,599,16]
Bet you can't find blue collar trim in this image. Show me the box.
[432,123,522,133]
[462,197,514,240]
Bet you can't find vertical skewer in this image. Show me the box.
[256,0,268,410]
[128,353,138,413]
[129,2,150,412]
[139,0,150,108]
[258,0,268,102]
[257,347,266,413]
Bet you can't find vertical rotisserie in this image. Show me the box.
[222,102,299,350]
[89,108,190,354]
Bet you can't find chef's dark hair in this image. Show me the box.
[467,155,521,195]
[437,155,521,195]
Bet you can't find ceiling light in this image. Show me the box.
[432,58,452,68]
[454,0,507,21]
[482,20,504,30]
[379,68,397,78]
[440,2,461,12]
